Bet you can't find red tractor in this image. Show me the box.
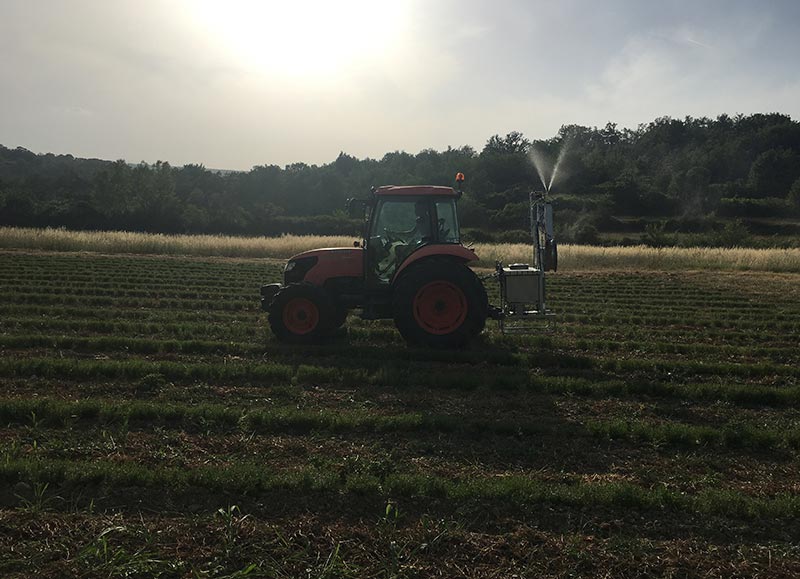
[260,175,489,348]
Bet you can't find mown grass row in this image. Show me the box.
[3,266,781,304]
[0,398,545,438]
[4,321,797,366]
[559,312,800,331]
[4,456,800,521]
[4,357,800,409]
[563,324,796,343]
[585,419,800,451]
[0,291,257,311]
[9,287,795,325]
[0,284,261,303]
[0,357,293,384]
[0,317,260,342]
[4,310,798,362]
[4,305,797,353]
[0,271,268,288]
[6,341,799,388]
[5,271,766,310]
[0,334,264,357]
[3,273,761,302]
[8,298,797,336]
[1,283,256,301]
[0,270,269,286]
[7,252,797,302]
[555,294,778,310]
[3,398,799,452]
[0,304,257,324]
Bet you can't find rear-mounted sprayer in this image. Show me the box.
[487,191,557,333]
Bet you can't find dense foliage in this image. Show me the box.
[2,113,799,243]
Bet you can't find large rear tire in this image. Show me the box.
[268,284,336,344]
[392,259,487,348]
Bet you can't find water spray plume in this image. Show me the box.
[528,148,551,192]
[548,144,569,192]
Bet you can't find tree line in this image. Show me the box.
[2,113,799,243]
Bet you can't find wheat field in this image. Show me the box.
[1,226,800,272]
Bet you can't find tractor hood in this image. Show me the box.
[288,247,364,285]
[289,247,364,262]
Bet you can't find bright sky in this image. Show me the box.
[2,0,799,170]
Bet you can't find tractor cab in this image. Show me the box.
[364,186,461,285]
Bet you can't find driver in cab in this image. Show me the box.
[376,202,432,279]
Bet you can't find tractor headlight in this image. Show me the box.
[284,256,318,284]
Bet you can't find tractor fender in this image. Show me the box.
[393,244,479,282]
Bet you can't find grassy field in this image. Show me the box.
[3,226,800,272]
[2,248,800,577]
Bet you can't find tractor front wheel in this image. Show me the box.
[268,284,335,344]
[392,259,487,348]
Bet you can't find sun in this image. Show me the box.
[191,0,409,78]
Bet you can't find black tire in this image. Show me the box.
[392,259,488,348]
[268,284,336,344]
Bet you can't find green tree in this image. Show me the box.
[789,177,800,211]
[748,148,800,198]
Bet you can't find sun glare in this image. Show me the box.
[191,0,408,78]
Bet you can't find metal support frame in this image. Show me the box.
[492,191,556,334]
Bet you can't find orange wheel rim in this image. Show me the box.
[412,281,467,335]
[282,297,319,335]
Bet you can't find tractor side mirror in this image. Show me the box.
[346,198,368,218]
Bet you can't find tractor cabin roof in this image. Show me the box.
[373,185,457,197]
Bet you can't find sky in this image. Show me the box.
[2,0,799,170]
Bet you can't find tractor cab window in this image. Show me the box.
[435,200,459,244]
[369,200,433,283]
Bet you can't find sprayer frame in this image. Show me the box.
[488,191,556,334]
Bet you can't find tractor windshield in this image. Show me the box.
[435,200,460,244]
[367,197,460,283]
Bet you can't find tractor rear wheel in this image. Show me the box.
[268,284,335,343]
[392,259,487,348]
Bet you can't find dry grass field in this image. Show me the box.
[2,226,800,272]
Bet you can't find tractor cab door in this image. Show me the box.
[365,197,461,288]
[366,198,435,286]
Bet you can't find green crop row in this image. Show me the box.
[535,375,800,407]
[0,398,547,438]
[3,456,800,521]
[3,397,798,452]
[560,312,800,332]
[0,326,800,368]
[0,334,262,357]
[586,419,800,451]
[1,280,258,299]
[0,317,260,342]
[0,291,257,311]
[0,357,293,384]
[0,304,256,324]
[0,284,255,301]
[12,309,795,356]
[3,355,800,409]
